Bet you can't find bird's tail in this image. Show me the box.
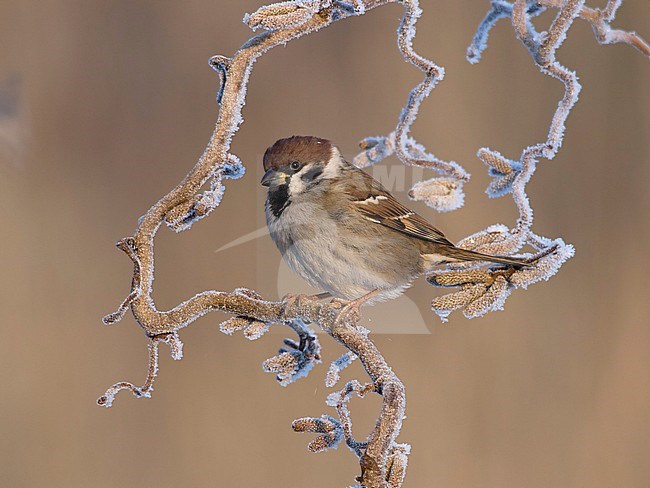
[442,247,531,267]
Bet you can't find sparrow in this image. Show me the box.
[262,135,529,315]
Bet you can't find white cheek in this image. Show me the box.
[321,147,343,179]
[288,169,307,194]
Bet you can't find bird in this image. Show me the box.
[261,135,529,318]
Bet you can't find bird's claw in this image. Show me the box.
[334,301,362,325]
[330,290,380,326]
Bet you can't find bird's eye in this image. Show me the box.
[290,161,301,171]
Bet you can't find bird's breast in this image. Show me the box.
[265,198,423,302]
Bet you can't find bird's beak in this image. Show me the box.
[261,169,287,187]
[261,169,275,187]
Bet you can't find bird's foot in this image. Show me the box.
[332,289,380,326]
[334,301,362,325]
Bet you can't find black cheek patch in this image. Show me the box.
[301,166,323,182]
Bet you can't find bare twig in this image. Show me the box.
[540,0,650,56]
[428,0,648,321]
[98,332,182,407]
[326,350,358,387]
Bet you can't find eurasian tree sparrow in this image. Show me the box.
[262,136,528,314]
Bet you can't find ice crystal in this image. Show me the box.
[218,315,271,339]
[349,0,366,15]
[467,1,517,64]
[209,55,230,105]
[324,380,375,456]
[487,170,518,198]
[263,352,300,386]
[164,154,242,234]
[477,147,523,198]
[456,223,510,250]
[478,147,517,175]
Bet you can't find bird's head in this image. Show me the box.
[261,135,344,197]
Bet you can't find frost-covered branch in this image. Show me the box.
[426,0,648,321]
[541,0,650,56]
[100,2,424,486]
[98,332,183,407]
[99,0,648,486]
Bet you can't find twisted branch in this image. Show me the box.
[427,0,648,321]
[101,2,418,486]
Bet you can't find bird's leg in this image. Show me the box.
[334,289,381,325]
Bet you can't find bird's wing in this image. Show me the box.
[347,171,453,246]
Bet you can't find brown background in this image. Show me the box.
[1,1,648,487]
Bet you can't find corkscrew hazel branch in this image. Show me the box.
[326,350,358,387]
[102,237,142,326]
[469,1,649,62]
[351,1,472,213]
[104,281,407,487]
[326,380,375,456]
[542,0,650,56]
[296,379,409,486]
[97,332,182,407]
[100,2,451,485]
[467,0,546,64]
[426,0,648,321]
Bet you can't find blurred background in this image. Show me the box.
[1,1,648,487]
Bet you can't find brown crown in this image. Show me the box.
[263,136,333,171]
